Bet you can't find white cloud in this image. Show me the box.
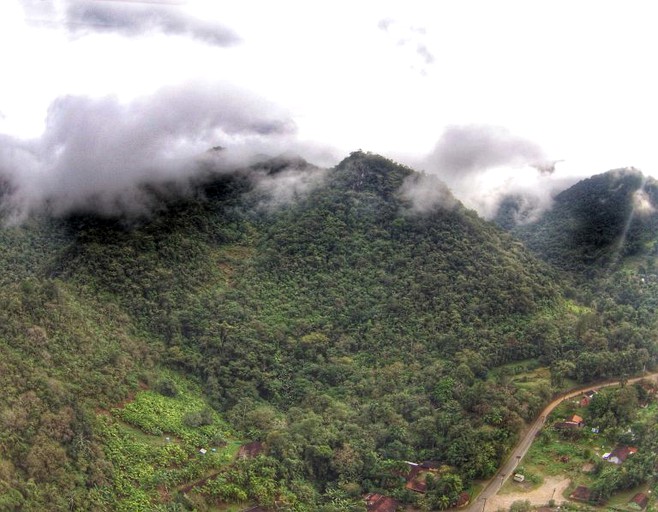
[0,82,297,219]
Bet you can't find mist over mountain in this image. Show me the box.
[0,150,656,510]
[505,167,658,271]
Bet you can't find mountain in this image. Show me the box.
[504,168,658,272]
[0,152,655,510]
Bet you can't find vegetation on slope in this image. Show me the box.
[0,152,656,510]
[508,168,658,272]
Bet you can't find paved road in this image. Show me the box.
[466,372,658,512]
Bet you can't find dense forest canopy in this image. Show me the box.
[501,168,658,272]
[0,152,656,510]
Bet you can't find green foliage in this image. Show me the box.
[114,376,231,445]
[98,375,239,510]
[511,169,658,271]
[0,153,656,509]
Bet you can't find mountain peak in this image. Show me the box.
[332,151,414,197]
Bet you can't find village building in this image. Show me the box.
[405,465,429,493]
[570,485,593,503]
[402,461,441,494]
[604,445,638,465]
[628,492,649,510]
[364,493,399,512]
[554,414,585,431]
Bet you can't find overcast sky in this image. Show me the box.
[1,0,657,216]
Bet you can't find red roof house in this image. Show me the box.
[364,493,399,512]
[629,492,649,510]
[605,446,638,465]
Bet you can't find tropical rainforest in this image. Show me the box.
[0,152,656,511]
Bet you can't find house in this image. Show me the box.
[364,493,399,512]
[553,414,585,431]
[581,390,598,406]
[628,492,649,510]
[570,485,593,503]
[238,441,264,459]
[403,461,443,493]
[455,492,470,507]
[405,465,428,493]
[604,446,638,464]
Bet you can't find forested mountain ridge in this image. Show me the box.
[0,152,656,510]
[502,168,658,272]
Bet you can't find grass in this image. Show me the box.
[520,427,614,481]
[605,485,650,511]
[488,359,551,392]
[97,371,244,510]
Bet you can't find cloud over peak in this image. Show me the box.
[0,82,296,220]
[427,124,547,178]
[421,124,563,220]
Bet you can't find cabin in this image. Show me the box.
[628,492,649,510]
[403,461,441,493]
[570,485,593,503]
[455,492,470,507]
[405,465,428,493]
[554,414,585,431]
[364,493,399,512]
[580,390,597,406]
[604,446,638,465]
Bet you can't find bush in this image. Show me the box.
[510,500,532,512]
[182,408,214,428]
[155,378,178,398]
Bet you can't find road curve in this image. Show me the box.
[465,372,658,512]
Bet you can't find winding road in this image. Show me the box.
[466,372,658,512]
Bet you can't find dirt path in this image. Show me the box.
[486,477,571,511]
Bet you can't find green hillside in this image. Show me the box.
[0,152,656,511]
[508,168,658,272]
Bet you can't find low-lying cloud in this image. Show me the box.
[427,124,547,178]
[0,82,298,220]
[247,157,328,212]
[422,124,566,221]
[399,172,457,213]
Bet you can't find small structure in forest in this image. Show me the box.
[364,493,399,512]
[628,492,649,510]
[570,485,593,503]
[604,445,638,464]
